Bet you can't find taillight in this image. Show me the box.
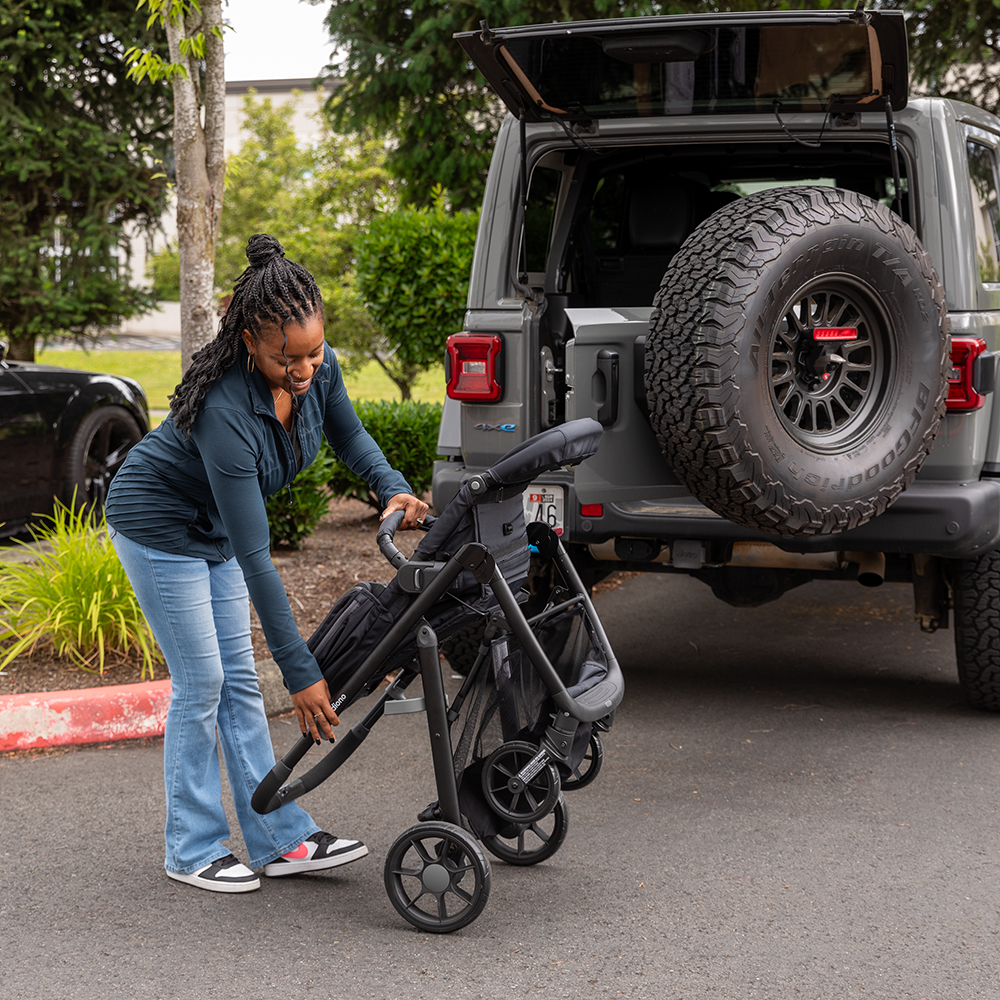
[446,333,503,401]
[813,327,858,341]
[947,337,988,411]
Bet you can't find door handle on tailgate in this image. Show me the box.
[596,349,619,426]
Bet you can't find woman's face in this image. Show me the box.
[244,313,325,396]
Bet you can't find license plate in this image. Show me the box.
[523,485,565,536]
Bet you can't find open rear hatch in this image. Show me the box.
[456,9,908,121]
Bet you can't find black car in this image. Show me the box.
[0,342,149,536]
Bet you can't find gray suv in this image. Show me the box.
[433,9,1000,710]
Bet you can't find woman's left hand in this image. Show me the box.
[380,492,429,530]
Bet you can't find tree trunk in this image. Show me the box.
[166,1,225,374]
[7,333,35,363]
[372,352,415,401]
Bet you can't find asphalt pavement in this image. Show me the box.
[2,572,997,1000]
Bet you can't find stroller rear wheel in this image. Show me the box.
[561,732,604,792]
[383,822,491,932]
[482,794,569,866]
[482,740,561,823]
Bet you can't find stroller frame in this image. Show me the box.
[252,419,624,932]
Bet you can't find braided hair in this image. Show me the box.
[169,234,323,436]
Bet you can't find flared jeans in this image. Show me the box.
[111,529,318,873]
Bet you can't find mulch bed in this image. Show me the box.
[0,498,421,696]
[1,497,628,698]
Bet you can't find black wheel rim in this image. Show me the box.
[561,732,604,792]
[482,741,560,823]
[768,277,895,452]
[83,417,139,505]
[384,824,490,933]
[483,795,569,866]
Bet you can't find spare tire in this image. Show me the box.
[645,186,949,537]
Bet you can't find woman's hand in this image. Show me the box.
[380,492,429,530]
[291,678,340,743]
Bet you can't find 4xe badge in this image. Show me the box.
[474,422,516,432]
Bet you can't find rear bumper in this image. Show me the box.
[433,460,1000,559]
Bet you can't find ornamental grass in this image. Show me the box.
[0,501,161,678]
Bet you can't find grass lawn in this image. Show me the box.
[36,349,446,413]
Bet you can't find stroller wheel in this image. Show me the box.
[483,794,569,866]
[383,822,491,933]
[561,732,604,792]
[482,740,561,824]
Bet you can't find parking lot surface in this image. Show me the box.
[2,573,996,1000]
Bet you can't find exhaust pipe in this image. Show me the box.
[846,550,886,588]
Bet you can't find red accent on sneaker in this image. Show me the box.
[283,842,310,860]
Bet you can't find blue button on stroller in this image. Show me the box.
[253,418,624,932]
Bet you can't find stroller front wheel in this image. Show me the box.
[384,822,491,933]
[483,794,569,866]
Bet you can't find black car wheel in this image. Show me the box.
[64,405,142,511]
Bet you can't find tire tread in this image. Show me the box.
[645,186,949,537]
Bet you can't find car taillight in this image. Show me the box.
[446,334,503,401]
[947,337,988,411]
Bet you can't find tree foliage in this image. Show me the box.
[353,189,478,400]
[317,1,668,210]
[204,93,397,362]
[215,94,319,290]
[878,0,1000,116]
[318,0,1000,212]
[0,0,172,360]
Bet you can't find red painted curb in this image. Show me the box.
[0,680,172,751]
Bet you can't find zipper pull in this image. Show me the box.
[286,484,293,507]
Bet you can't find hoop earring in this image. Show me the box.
[247,353,255,374]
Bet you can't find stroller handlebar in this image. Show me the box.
[376,510,408,569]
[377,510,437,570]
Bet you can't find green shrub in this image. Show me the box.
[354,188,478,400]
[328,399,443,510]
[146,240,181,301]
[0,502,161,678]
[266,444,338,549]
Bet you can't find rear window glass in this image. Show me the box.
[522,166,562,274]
[967,140,1000,284]
[501,22,877,118]
[590,173,628,254]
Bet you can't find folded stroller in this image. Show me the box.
[253,417,624,932]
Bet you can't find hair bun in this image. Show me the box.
[245,234,285,269]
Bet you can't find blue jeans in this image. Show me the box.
[110,528,319,873]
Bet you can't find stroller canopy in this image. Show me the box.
[416,418,603,561]
[482,417,603,488]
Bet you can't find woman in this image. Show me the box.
[106,234,428,893]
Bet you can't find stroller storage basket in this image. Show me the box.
[454,601,611,840]
[252,418,623,933]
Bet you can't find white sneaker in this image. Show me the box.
[262,832,368,876]
[166,854,260,893]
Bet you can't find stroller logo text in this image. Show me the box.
[474,421,517,432]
